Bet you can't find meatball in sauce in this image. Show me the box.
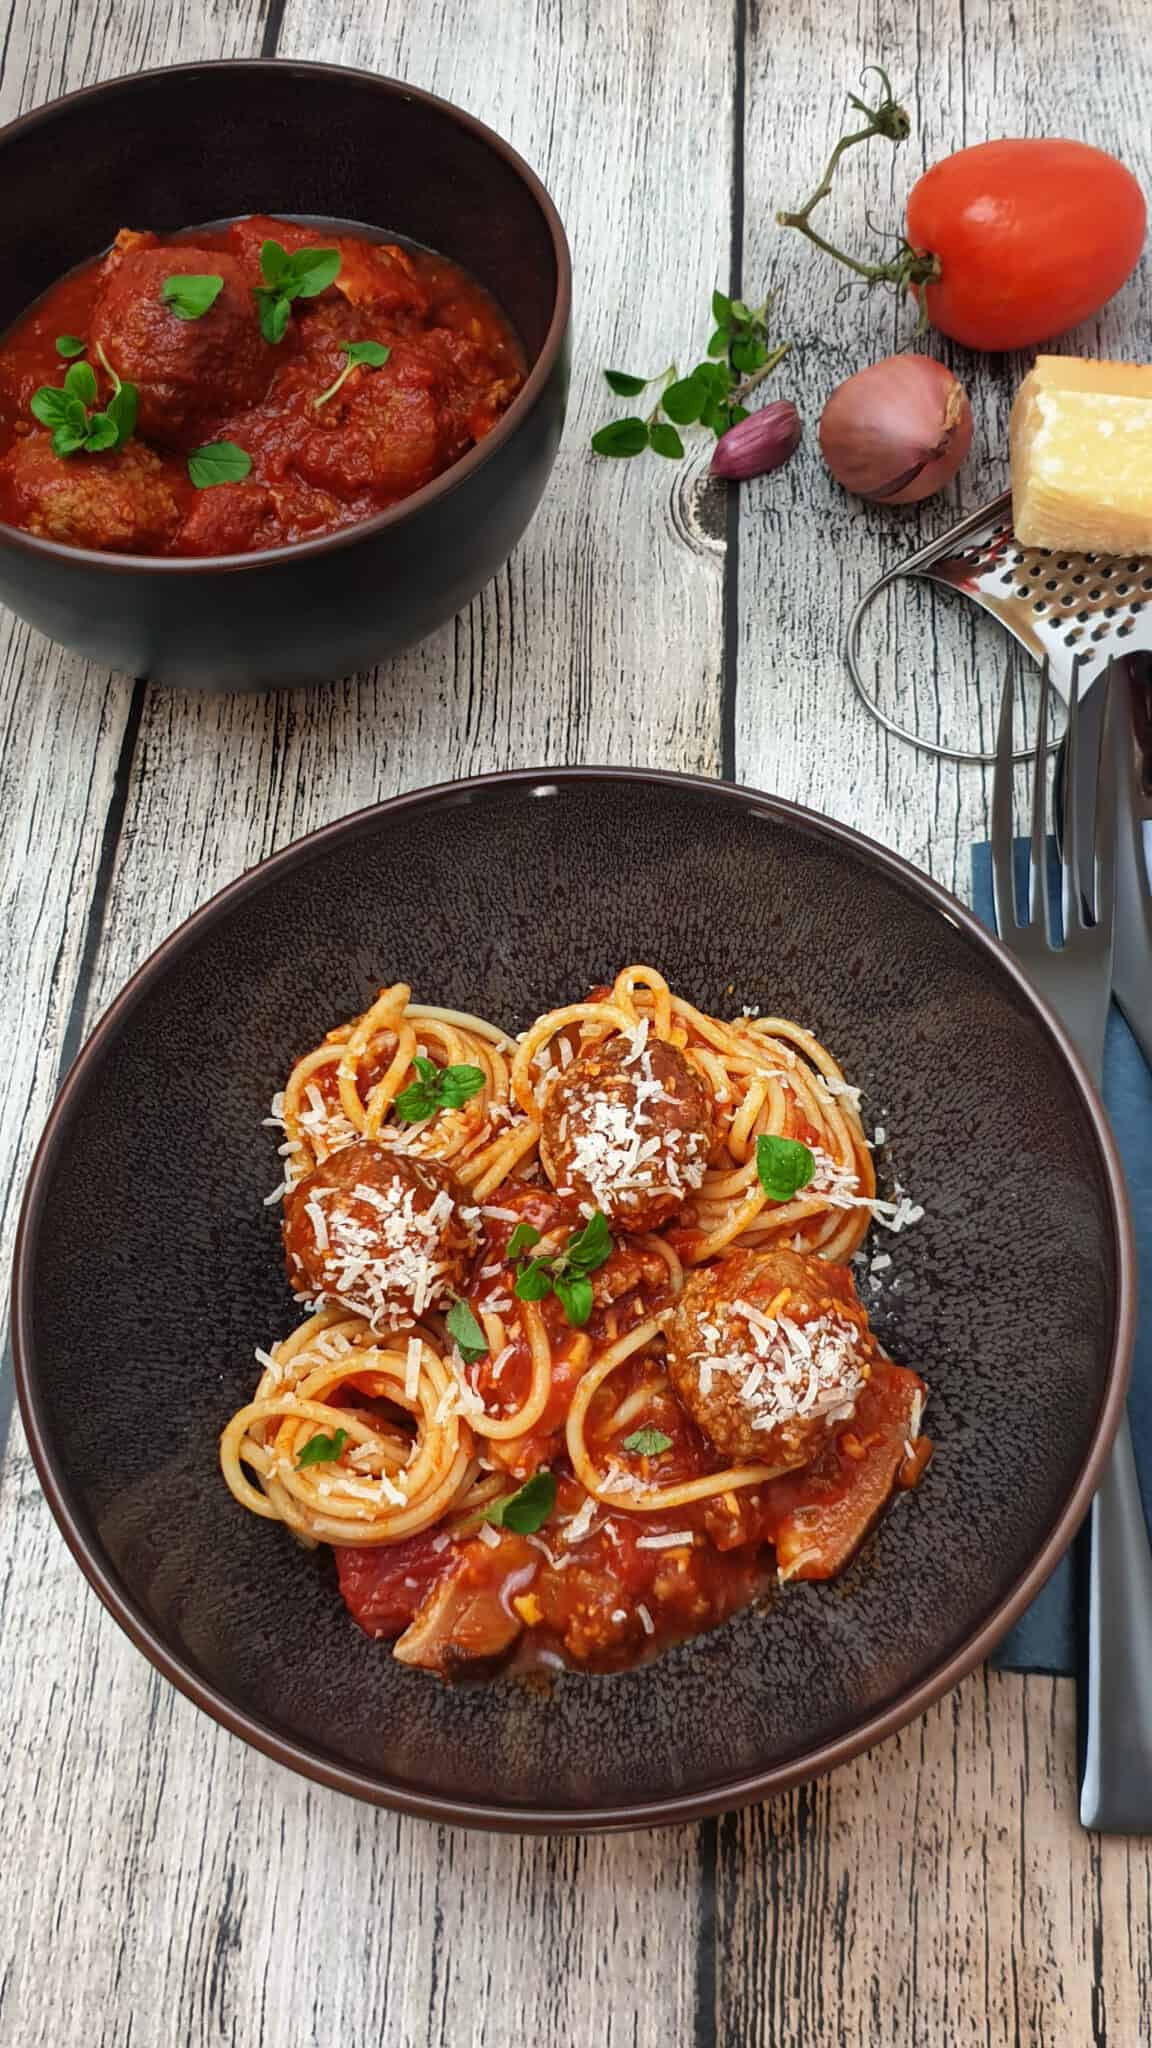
[667,1247,877,1468]
[91,238,276,444]
[283,1140,479,1327]
[539,1027,713,1231]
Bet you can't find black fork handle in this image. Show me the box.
[1080,1416,1152,1829]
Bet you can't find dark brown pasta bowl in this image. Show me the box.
[12,771,1134,1831]
[0,61,570,687]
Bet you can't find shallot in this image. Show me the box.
[818,354,972,504]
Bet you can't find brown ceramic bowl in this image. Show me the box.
[0,61,570,688]
[12,771,1134,1831]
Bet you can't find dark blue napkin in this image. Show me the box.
[972,839,1152,1674]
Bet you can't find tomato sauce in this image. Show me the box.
[335,1170,931,1677]
[0,214,524,555]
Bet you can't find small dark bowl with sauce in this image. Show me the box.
[0,61,570,688]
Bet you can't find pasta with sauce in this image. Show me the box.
[220,966,931,1679]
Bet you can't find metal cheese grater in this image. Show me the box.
[845,487,1152,763]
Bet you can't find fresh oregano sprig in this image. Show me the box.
[591,292,790,462]
[30,349,138,458]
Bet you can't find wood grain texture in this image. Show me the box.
[714,1669,1152,2047]
[734,0,1152,899]
[86,0,738,1024]
[2,0,1152,2044]
[0,5,734,2047]
[0,0,271,1398]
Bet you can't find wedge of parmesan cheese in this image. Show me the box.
[1010,356,1152,554]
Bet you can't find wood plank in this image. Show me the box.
[714,1668,1152,2047]
[0,4,735,2044]
[84,0,736,1015]
[0,0,273,1380]
[1,1438,702,2048]
[733,0,1152,899]
[719,1,1152,2041]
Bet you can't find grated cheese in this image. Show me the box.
[562,1495,600,1545]
[637,1603,655,1636]
[477,1522,501,1548]
[691,1297,867,1431]
[405,1337,422,1401]
[636,1531,694,1549]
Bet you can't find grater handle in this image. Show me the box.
[845,517,1040,766]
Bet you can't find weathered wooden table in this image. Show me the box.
[2,2,1150,2041]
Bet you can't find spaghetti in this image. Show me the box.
[222,966,931,1678]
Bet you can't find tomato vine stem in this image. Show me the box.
[776,65,941,301]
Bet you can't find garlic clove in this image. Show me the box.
[710,399,802,480]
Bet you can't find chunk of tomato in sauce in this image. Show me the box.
[336,1530,451,1639]
[760,1357,929,1581]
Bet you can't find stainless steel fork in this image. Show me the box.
[993,657,1152,1833]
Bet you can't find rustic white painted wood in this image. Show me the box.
[0,0,270,1403]
[2,0,1151,2044]
[0,5,731,2047]
[735,0,1152,899]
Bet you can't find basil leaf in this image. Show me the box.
[565,1210,613,1274]
[282,247,341,298]
[297,1426,348,1468]
[731,298,752,323]
[438,1064,485,1109]
[344,340,390,367]
[51,425,88,457]
[706,328,729,358]
[604,369,648,396]
[253,288,291,346]
[514,1258,553,1303]
[712,288,733,324]
[506,1222,541,1259]
[446,1299,487,1366]
[30,387,72,428]
[83,413,119,452]
[553,1272,594,1327]
[621,1428,673,1455]
[258,239,292,289]
[483,1471,556,1534]
[591,417,649,458]
[187,441,253,489]
[756,1134,816,1203]
[393,1083,436,1121]
[55,334,86,359]
[105,382,138,449]
[63,360,98,408]
[649,422,684,460]
[395,1060,484,1122]
[661,374,706,426]
[162,272,225,321]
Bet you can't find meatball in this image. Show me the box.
[287,339,456,504]
[283,1141,479,1327]
[0,434,180,551]
[666,1248,876,1468]
[539,1031,713,1231]
[176,480,282,556]
[90,245,274,443]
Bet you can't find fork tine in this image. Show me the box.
[991,657,1019,936]
[1095,659,1120,934]
[1029,658,1052,937]
[1062,658,1085,934]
